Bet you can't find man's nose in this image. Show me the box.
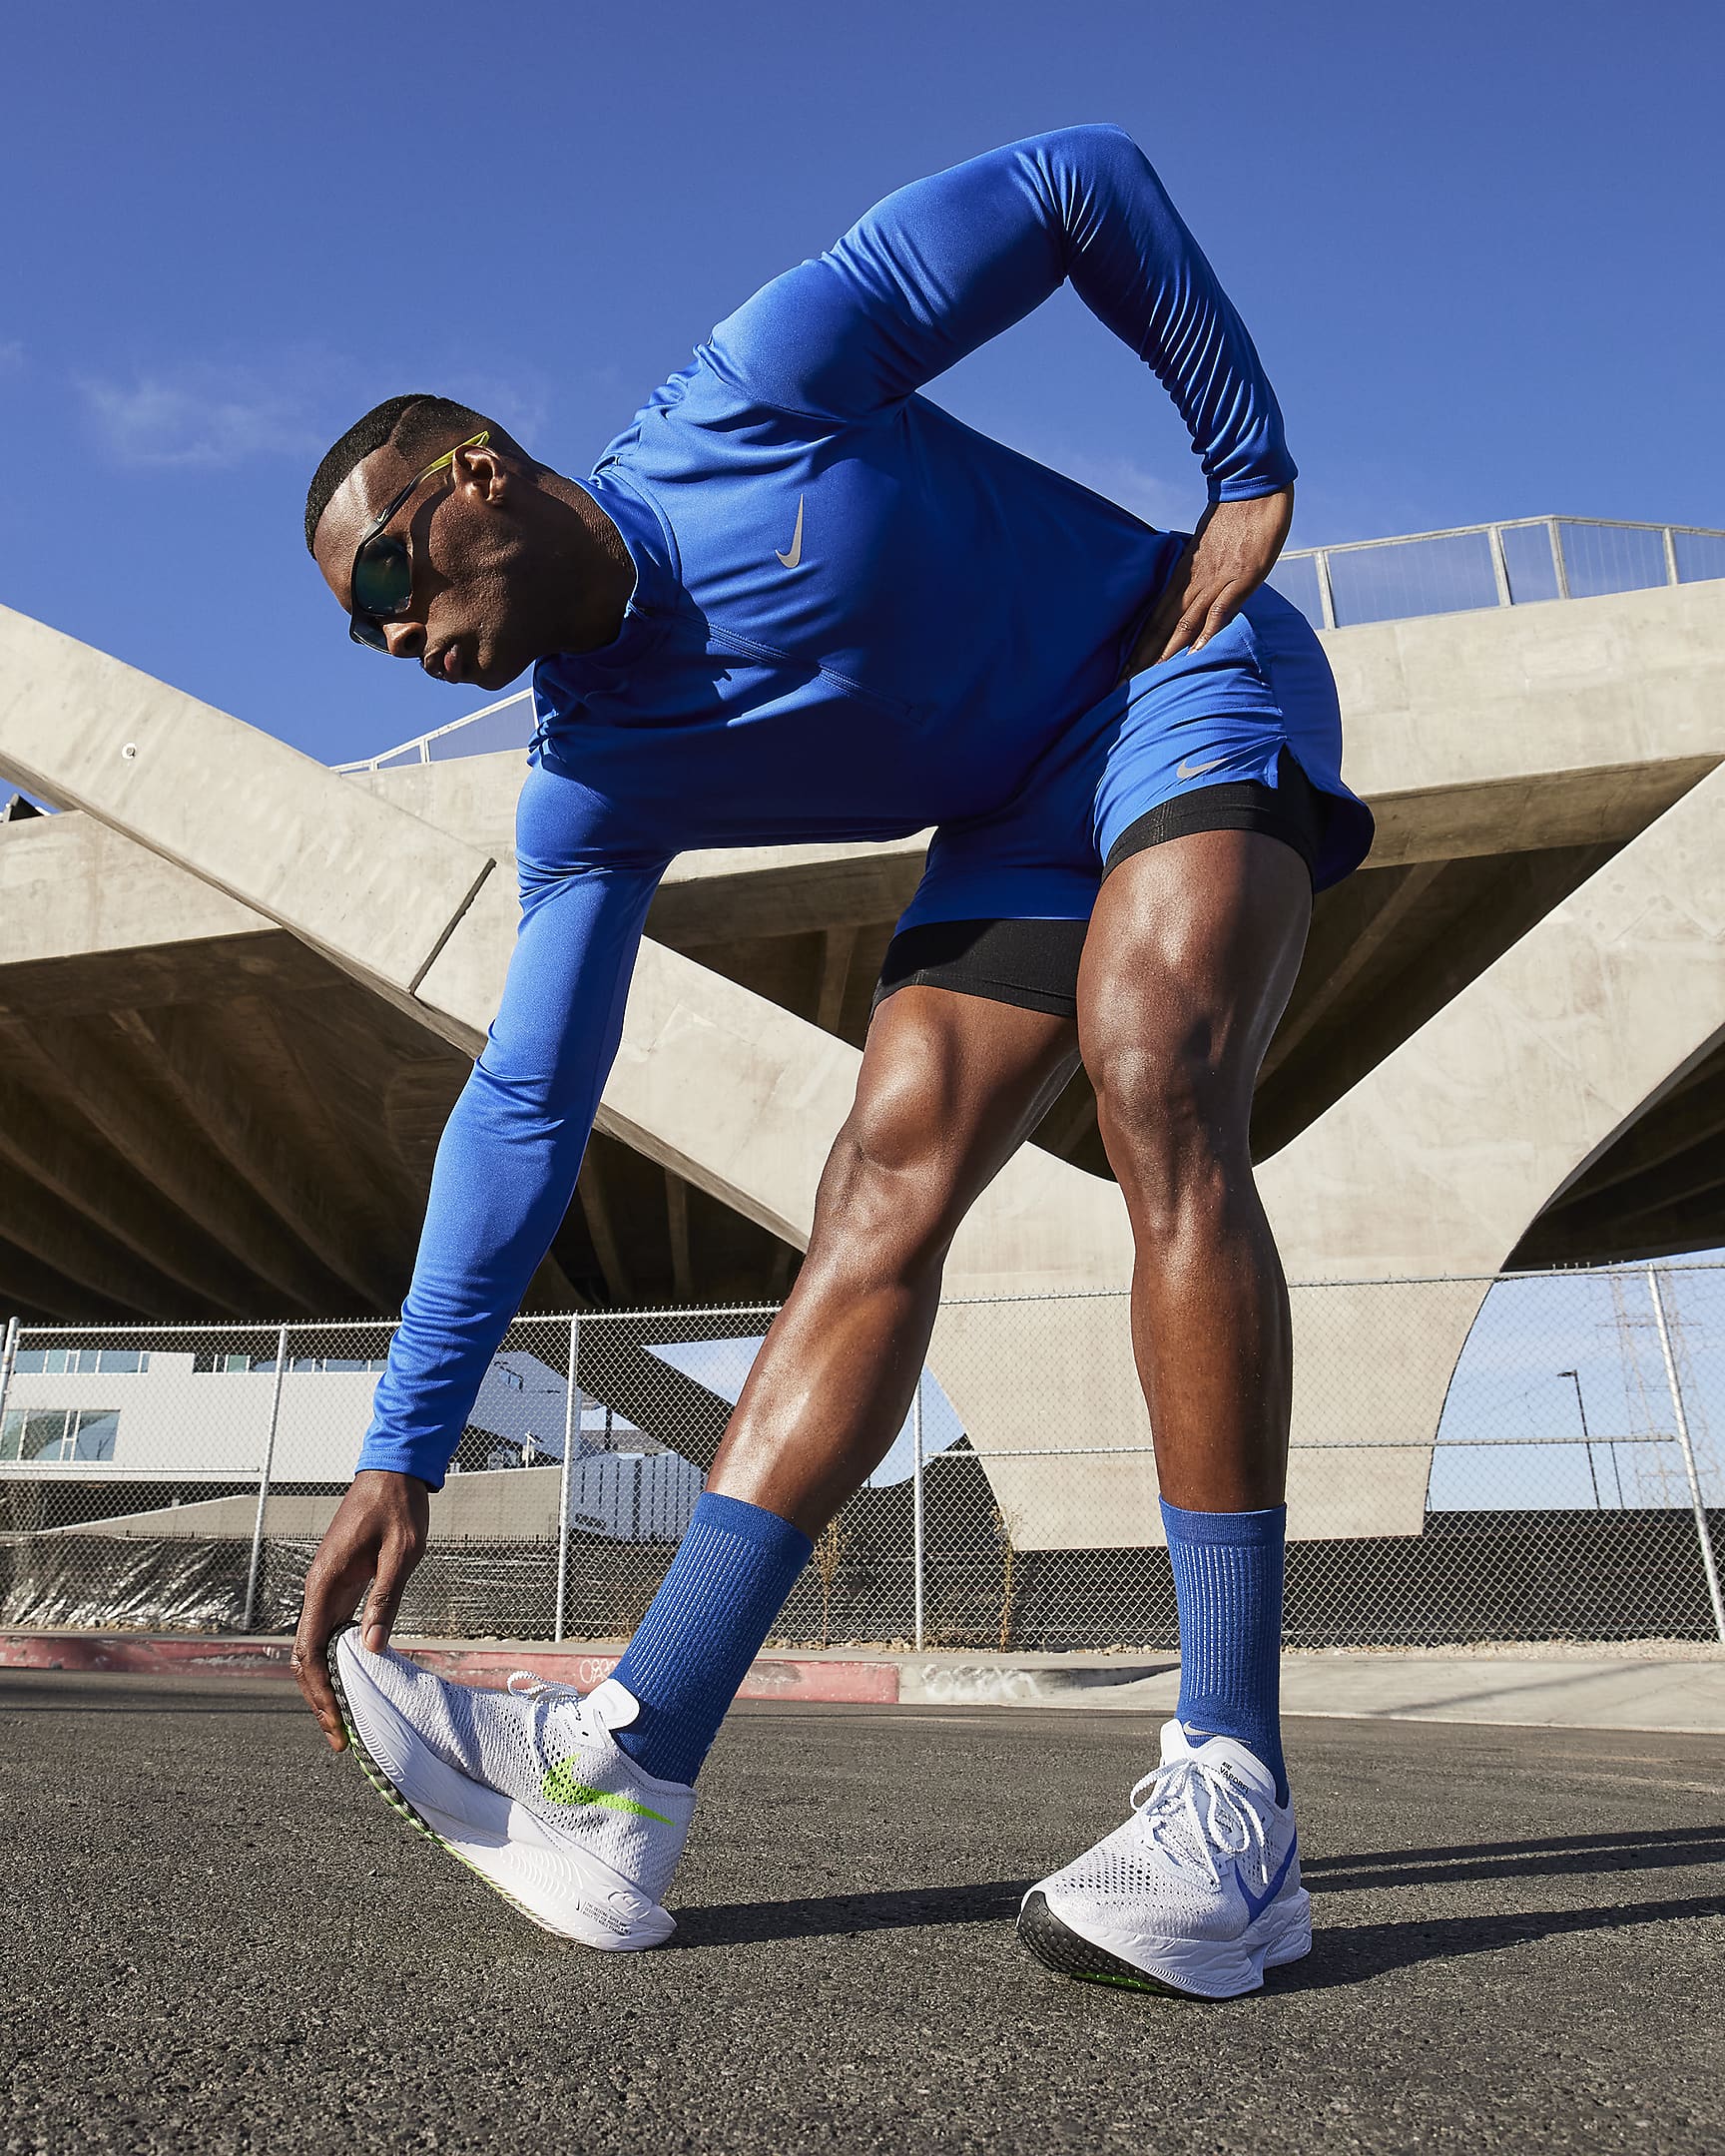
[382,619,425,661]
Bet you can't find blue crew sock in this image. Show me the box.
[610,1491,813,1786]
[1161,1496,1289,1805]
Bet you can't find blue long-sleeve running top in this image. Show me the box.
[360,124,1299,1485]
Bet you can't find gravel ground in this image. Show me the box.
[4,1670,1723,2154]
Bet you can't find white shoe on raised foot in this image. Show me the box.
[328,1626,694,1949]
[1018,1718,1310,1999]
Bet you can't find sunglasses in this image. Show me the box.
[347,429,489,651]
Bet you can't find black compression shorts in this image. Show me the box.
[872,752,1330,1023]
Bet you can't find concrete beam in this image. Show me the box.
[1551,1058,1725,1201]
[1332,577,1725,853]
[577,1150,632,1305]
[0,1066,272,1316]
[0,1238,130,1324]
[111,1006,393,1311]
[0,1162,213,1319]
[665,1173,694,1302]
[0,605,498,1043]
[1261,861,1447,1081]
[0,808,263,968]
[0,1021,355,1316]
[1258,761,1725,1278]
[814,927,858,1035]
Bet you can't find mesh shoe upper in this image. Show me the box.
[1037,1719,1300,1948]
[341,1645,695,1905]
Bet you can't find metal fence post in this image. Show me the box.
[241,1325,290,1634]
[1314,548,1337,630]
[555,1313,580,1642]
[1548,517,1571,600]
[0,1316,19,1436]
[1486,521,1512,607]
[1662,525,1680,587]
[911,1371,925,1652]
[1648,1267,1725,1645]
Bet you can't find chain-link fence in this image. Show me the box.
[2,1262,1721,1651]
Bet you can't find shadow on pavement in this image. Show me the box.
[1306,1824,1725,1891]
[677,1826,1725,1954]
[1277,1890,1725,1991]
[0,1671,298,1710]
[674,1879,1032,1947]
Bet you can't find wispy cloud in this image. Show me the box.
[79,346,568,472]
[0,338,23,375]
[80,359,332,468]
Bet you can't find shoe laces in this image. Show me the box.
[505,1668,594,1758]
[1128,1754,1272,1892]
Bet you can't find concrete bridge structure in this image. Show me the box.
[3,519,1722,1546]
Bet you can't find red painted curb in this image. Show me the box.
[0,1634,296,1675]
[0,1631,901,1704]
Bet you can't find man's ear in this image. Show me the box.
[450,441,513,507]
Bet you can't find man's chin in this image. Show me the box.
[468,649,532,695]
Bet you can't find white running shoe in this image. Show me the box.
[328,1626,694,1949]
[1018,1719,1310,1999]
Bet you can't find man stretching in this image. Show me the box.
[292,126,1372,1999]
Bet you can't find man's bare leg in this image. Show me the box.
[609,828,1308,1814]
[586,981,1075,1784]
[710,986,1078,1530]
[1016,827,1317,1998]
[1075,827,1311,1511]
[713,826,1309,1536]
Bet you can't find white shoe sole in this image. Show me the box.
[330,1631,676,1951]
[1019,1883,1312,1999]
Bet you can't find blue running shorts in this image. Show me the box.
[875,585,1374,1019]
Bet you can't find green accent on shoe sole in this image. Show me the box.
[1017,1889,1187,1999]
[324,1629,565,1939]
[1073,1968,1177,1995]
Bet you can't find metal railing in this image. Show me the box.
[1269,514,1725,632]
[2,1262,1721,1651]
[330,514,1725,777]
[331,688,536,775]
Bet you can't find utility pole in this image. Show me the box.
[1552,1370,1612,1509]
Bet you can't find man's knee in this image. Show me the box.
[1088,1031,1246,1210]
[808,1084,967,1281]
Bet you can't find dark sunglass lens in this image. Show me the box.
[351,535,413,617]
[349,611,390,651]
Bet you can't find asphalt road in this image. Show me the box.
[4,1671,1723,2155]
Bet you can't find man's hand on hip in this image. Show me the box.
[291,1468,430,1749]
[1123,485,1295,678]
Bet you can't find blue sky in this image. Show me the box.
[3,1,1720,766]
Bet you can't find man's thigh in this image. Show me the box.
[1076,827,1312,1105]
[811,981,1079,1249]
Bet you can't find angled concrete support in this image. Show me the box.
[0,606,499,1047]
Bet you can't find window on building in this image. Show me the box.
[11,1348,147,1376]
[0,1407,119,1461]
[207,1352,390,1376]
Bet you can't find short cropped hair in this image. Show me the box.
[303,394,528,552]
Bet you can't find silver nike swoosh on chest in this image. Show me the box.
[776,495,805,569]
